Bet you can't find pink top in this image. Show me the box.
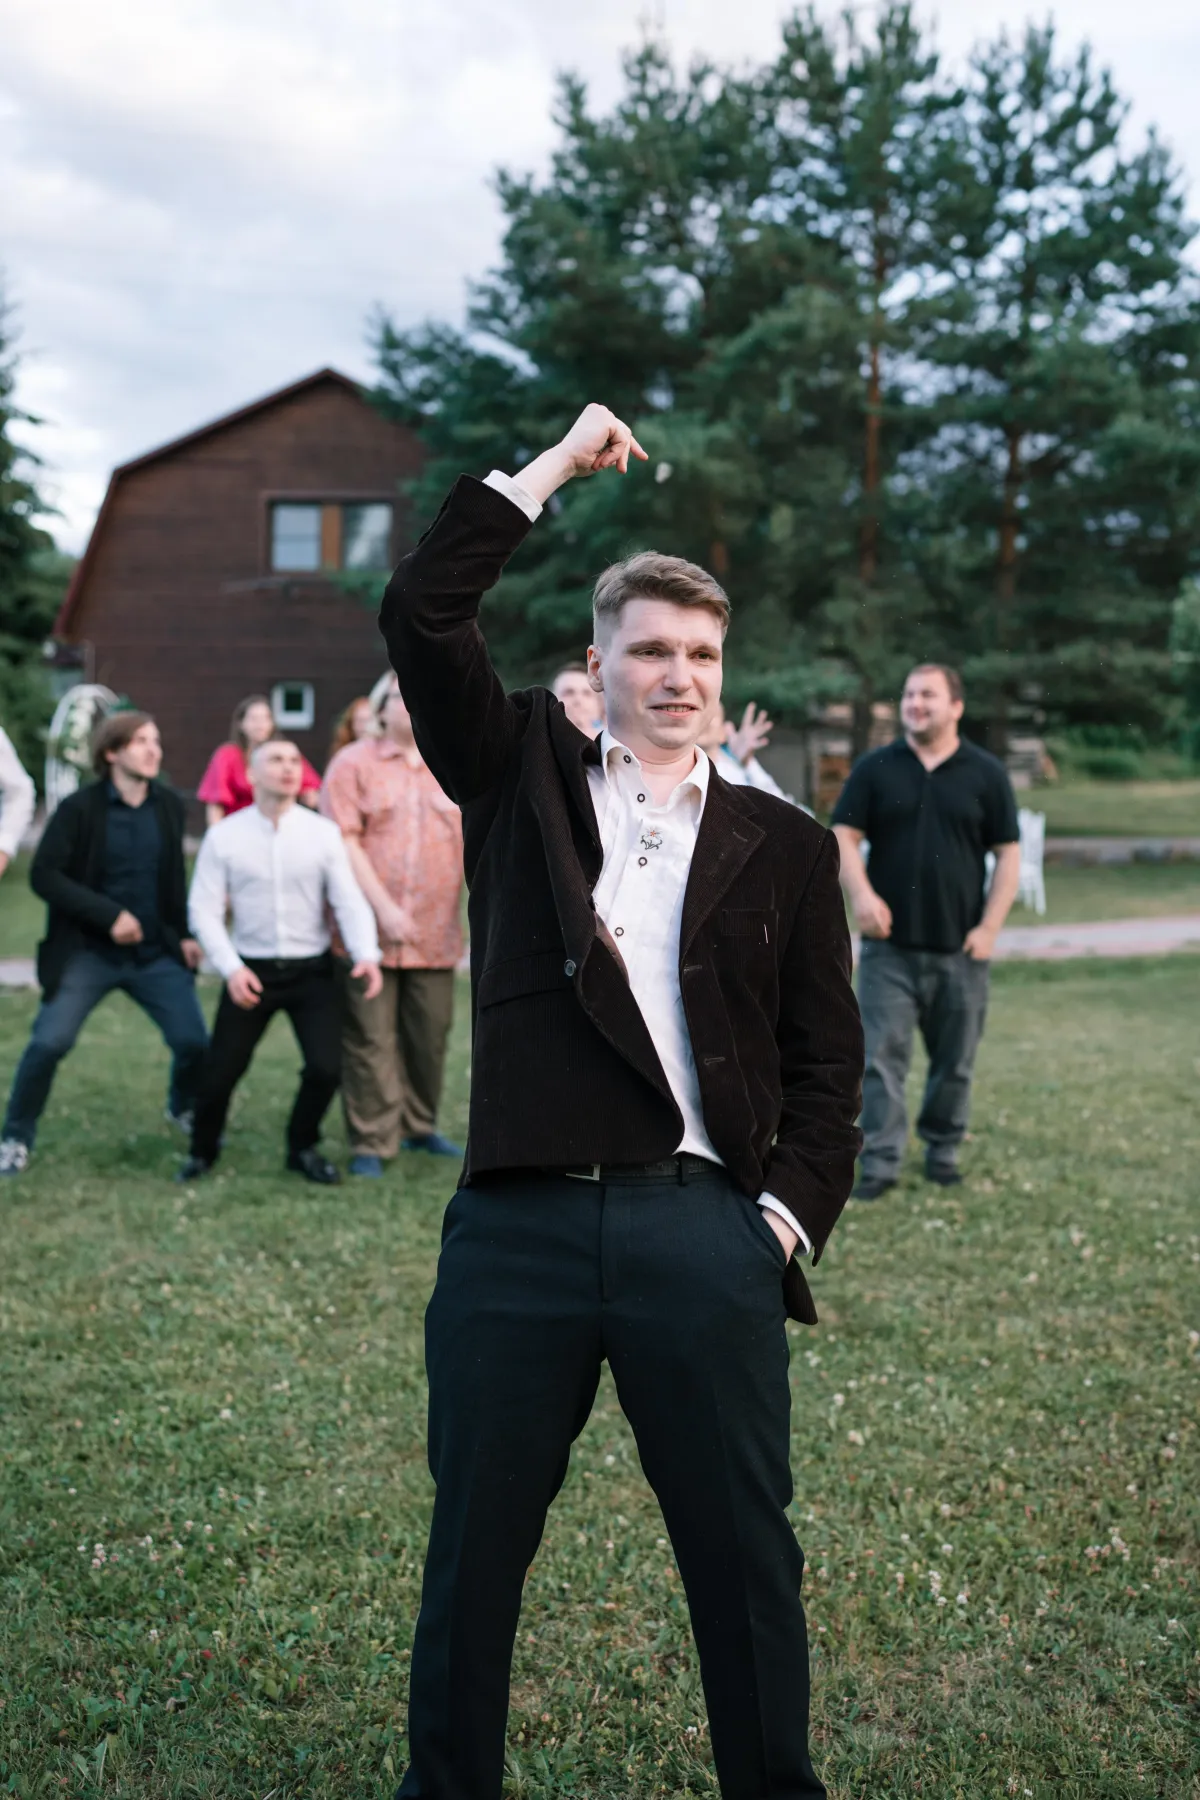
[321,736,464,970]
[197,740,321,814]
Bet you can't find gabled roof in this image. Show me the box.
[55,368,377,636]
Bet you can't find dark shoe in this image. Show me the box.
[925,1161,962,1186]
[175,1155,212,1184]
[853,1173,897,1201]
[401,1132,462,1158]
[287,1147,343,1185]
[348,1153,384,1178]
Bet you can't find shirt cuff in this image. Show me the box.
[483,469,543,524]
[758,1193,814,1260]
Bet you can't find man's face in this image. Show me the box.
[250,740,304,800]
[589,599,723,757]
[901,668,963,743]
[553,670,601,735]
[110,722,163,782]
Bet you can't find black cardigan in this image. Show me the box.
[31,780,190,998]
[380,475,864,1323]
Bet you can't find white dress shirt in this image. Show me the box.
[189,802,380,980]
[0,727,36,860]
[485,469,812,1258]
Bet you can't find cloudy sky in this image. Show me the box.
[4,0,1199,552]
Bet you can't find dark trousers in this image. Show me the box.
[857,938,990,1178]
[190,954,341,1164]
[400,1166,824,1800]
[3,948,209,1148]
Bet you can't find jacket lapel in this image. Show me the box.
[680,769,766,957]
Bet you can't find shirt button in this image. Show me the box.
[564,958,576,977]
[623,754,631,763]
[637,793,645,803]
[614,926,625,937]
[638,856,647,866]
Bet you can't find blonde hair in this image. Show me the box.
[592,551,730,638]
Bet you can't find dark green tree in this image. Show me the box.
[912,22,1200,748]
[0,287,70,781]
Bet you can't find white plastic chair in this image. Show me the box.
[1017,807,1047,915]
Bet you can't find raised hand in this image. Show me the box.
[558,404,648,480]
[726,701,774,767]
[515,405,648,505]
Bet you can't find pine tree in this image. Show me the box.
[0,287,68,780]
[916,23,1200,748]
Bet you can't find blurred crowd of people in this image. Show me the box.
[0,658,1017,1195]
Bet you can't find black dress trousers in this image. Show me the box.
[190,954,342,1163]
[398,1166,825,1800]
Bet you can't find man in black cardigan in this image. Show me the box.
[382,405,864,1800]
[0,712,207,1178]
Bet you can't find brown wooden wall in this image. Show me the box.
[62,379,423,794]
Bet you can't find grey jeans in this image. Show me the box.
[857,939,990,1178]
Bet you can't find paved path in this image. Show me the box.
[1046,835,1200,864]
[2,915,1199,989]
[991,913,1200,960]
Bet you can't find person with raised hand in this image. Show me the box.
[379,402,863,1800]
[181,737,381,1186]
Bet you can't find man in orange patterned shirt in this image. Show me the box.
[321,673,464,1176]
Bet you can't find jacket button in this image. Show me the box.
[564,958,576,978]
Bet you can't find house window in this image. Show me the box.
[271,504,322,571]
[271,681,315,731]
[269,501,393,573]
[342,503,393,571]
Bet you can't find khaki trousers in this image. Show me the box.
[337,964,455,1157]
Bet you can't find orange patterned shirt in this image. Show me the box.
[321,737,464,969]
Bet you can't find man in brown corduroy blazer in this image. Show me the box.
[380,405,864,1800]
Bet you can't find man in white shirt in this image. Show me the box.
[381,405,863,1800]
[0,725,36,879]
[181,739,382,1185]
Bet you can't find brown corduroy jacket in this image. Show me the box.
[380,475,863,1323]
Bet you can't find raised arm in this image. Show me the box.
[379,405,645,807]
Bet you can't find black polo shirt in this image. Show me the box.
[831,737,1019,952]
[101,782,163,961]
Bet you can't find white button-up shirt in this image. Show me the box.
[189,802,380,980]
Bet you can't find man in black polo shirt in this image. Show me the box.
[832,664,1020,1196]
[0,712,208,1178]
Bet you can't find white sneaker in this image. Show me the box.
[164,1107,194,1136]
[0,1139,29,1177]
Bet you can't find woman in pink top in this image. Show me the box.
[197,695,321,827]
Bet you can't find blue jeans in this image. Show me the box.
[3,949,210,1148]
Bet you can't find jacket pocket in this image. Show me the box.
[719,908,773,944]
[476,950,572,1008]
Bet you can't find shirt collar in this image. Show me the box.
[599,731,710,804]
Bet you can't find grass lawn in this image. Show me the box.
[1032,861,1200,926]
[1034,780,1200,838]
[0,950,1196,1799]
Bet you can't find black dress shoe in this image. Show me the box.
[853,1173,897,1201]
[175,1155,212,1184]
[286,1147,342,1185]
[925,1161,963,1186]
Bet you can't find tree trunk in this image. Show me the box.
[852,237,887,762]
[991,425,1023,757]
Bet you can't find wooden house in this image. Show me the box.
[54,369,422,793]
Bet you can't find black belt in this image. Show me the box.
[558,1154,723,1184]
